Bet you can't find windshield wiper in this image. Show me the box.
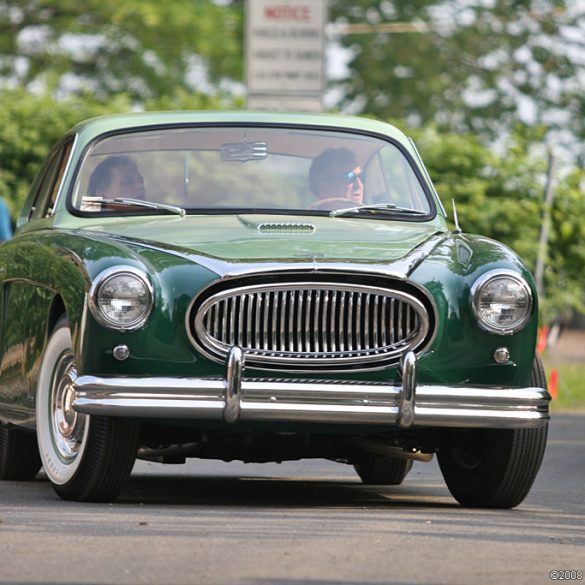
[100,198,186,217]
[329,203,427,218]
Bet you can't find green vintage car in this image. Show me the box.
[0,111,550,506]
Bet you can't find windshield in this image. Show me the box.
[71,126,433,217]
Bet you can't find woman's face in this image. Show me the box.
[101,163,145,199]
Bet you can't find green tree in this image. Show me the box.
[329,0,585,159]
[547,168,585,319]
[0,0,244,100]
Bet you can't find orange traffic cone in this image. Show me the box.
[548,368,558,400]
[537,325,549,354]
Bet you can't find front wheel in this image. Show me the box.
[437,355,549,508]
[36,319,139,502]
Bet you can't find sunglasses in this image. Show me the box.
[338,170,363,184]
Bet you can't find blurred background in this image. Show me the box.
[0,0,583,406]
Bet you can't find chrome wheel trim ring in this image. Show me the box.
[37,326,90,486]
[50,353,86,461]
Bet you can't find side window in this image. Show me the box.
[43,140,73,217]
[29,140,73,221]
[28,151,60,221]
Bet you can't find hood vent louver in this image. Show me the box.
[257,222,315,234]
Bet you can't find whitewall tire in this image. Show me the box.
[36,319,139,501]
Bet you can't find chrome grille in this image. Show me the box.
[190,281,432,371]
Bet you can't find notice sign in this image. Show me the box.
[246,0,327,111]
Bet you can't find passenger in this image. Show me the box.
[308,148,364,210]
[88,156,145,200]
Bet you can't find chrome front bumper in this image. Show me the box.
[72,349,550,429]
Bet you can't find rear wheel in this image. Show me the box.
[437,355,549,508]
[36,319,139,502]
[354,456,413,485]
[0,423,41,480]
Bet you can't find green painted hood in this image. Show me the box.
[79,214,446,263]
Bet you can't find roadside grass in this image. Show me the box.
[542,357,585,411]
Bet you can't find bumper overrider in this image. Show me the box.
[72,349,550,429]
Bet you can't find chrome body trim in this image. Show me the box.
[399,351,416,428]
[189,281,432,371]
[73,351,550,429]
[225,346,243,423]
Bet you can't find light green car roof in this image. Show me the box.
[71,110,418,155]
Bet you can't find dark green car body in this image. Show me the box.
[0,112,549,506]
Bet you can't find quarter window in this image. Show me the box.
[44,140,73,217]
[29,140,74,221]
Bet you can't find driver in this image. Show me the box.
[308,148,364,210]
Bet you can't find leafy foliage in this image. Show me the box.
[328,0,585,160]
[0,0,244,100]
[547,168,585,318]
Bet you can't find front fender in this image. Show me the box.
[409,233,538,387]
[75,243,221,378]
[0,229,180,419]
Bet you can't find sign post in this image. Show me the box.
[246,0,327,112]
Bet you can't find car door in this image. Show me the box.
[0,139,74,422]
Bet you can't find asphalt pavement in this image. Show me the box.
[0,413,583,585]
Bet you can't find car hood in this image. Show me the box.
[80,214,448,277]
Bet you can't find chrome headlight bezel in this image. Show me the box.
[471,269,533,335]
[88,267,154,331]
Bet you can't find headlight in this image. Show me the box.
[89,268,153,330]
[471,270,532,335]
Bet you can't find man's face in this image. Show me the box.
[322,166,364,203]
[102,163,145,199]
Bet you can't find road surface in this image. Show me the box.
[0,414,583,584]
